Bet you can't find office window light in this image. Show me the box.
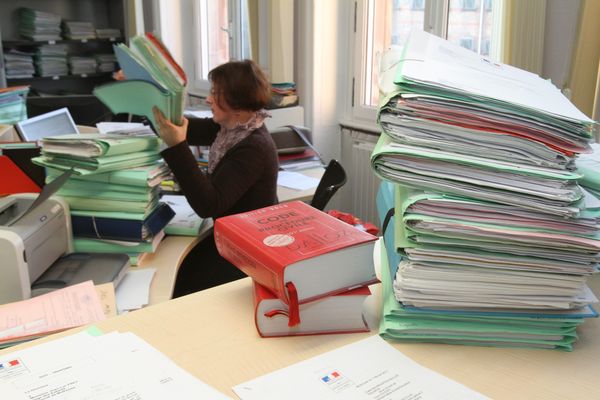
[351,0,500,122]
[192,0,252,92]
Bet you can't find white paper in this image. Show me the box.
[0,329,232,399]
[115,268,156,313]
[277,170,320,190]
[233,335,489,399]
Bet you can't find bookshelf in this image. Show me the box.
[0,0,127,124]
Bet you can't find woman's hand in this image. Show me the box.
[152,106,189,147]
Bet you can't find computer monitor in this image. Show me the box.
[15,107,80,142]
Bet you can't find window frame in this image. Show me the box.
[349,0,450,125]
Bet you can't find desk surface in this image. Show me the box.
[138,166,325,304]
[2,275,599,399]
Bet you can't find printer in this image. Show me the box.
[0,193,129,304]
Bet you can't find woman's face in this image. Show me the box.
[207,85,234,127]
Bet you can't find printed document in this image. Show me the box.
[233,335,489,399]
[0,329,233,399]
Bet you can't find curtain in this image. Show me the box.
[568,0,600,118]
[499,0,547,74]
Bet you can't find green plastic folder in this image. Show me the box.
[93,80,172,130]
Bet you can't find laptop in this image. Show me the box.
[16,107,80,142]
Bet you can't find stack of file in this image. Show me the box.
[61,20,96,40]
[95,27,121,39]
[376,182,598,351]
[268,82,299,109]
[94,32,187,130]
[34,44,68,77]
[371,30,599,351]
[33,134,174,264]
[575,143,600,198]
[95,53,117,73]
[0,86,29,125]
[18,7,62,41]
[68,55,97,75]
[3,49,35,78]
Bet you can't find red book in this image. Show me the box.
[0,155,41,195]
[253,280,371,337]
[214,201,378,326]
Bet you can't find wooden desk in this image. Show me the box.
[2,275,598,399]
[138,166,325,304]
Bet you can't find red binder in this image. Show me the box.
[0,155,41,195]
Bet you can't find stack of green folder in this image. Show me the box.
[376,182,597,351]
[370,31,599,351]
[18,7,62,41]
[37,135,173,265]
[34,44,68,77]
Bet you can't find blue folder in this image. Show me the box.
[71,202,175,242]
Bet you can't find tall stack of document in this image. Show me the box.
[94,32,187,130]
[32,134,174,264]
[3,49,35,78]
[18,8,62,41]
[34,44,68,77]
[372,30,599,351]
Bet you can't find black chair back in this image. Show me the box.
[310,159,347,211]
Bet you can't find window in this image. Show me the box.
[351,0,499,122]
[192,0,253,92]
[459,37,474,50]
[412,0,425,11]
[461,0,477,11]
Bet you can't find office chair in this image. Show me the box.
[310,159,347,211]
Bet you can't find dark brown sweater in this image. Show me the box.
[161,117,279,219]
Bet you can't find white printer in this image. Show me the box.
[0,193,129,304]
[0,193,72,303]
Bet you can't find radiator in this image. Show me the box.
[338,127,382,228]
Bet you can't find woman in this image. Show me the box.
[153,59,279,297]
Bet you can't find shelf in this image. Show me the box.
[7,72,113,83]
[2,38,123,47]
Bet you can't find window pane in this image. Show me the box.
[198,0,230,80]
[365,0,425,108]
[447,0,495,56]
[358,0,497,111]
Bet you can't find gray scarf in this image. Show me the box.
[208,110,270,173]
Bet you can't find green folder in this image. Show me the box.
[32,151,161,175]
[46,163,169,187]
[93,80,173,130]
[41,134,159,158]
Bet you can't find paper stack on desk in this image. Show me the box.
[371,30,599,351]
[0,281,105,349]
[32,134,174,265]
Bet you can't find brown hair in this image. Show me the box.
[208,59,271,111]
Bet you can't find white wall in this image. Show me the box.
[296,0,352,162]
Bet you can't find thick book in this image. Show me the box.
[71,202,175,241]
[253,281,370,337]
[214,201,378,326]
